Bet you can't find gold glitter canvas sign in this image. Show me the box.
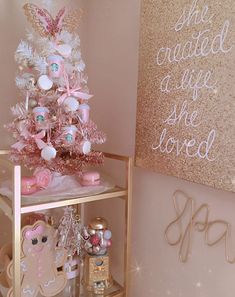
[135,0,235,192]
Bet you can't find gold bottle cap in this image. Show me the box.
[89,217,108,230]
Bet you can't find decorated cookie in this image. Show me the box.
[7,221,67,297]
[0,243,12,289]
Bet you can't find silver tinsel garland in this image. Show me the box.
[58,206,82,256]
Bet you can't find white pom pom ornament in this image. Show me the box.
[79,140,91,155]
[37,75,53,91]
[41,146,57,161]
[64,97,79,112]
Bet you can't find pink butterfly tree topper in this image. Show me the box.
[23,3,82,38]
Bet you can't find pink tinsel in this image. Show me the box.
[7,5,106,176]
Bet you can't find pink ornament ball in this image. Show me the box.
[104,230,112,240]
[90,234,100,246]
[107,239,112,247]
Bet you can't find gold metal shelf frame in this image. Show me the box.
[0,150,133,297]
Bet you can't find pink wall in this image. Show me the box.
[1,1,235,297]
[85,1,235,297]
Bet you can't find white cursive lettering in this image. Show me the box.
[174,0,214,32]
[152,127,216,161]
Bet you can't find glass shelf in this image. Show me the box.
[0,186,127,216]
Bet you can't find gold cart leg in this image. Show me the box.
[13,165,21,297]
[79,203,85,296]
[124,157,133,297]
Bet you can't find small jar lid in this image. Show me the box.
[33,106,49,113]
[63,125,78,132]
[47,55,64,61]
[89,217,107,230]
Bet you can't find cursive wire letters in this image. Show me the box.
[165,190,235,263]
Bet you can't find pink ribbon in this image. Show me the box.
[57,72,93,105]
[31,130,47,150]
[24,224,45,240]
[11,125,32,150]
[11,141,27,151]
[12,130,47,151]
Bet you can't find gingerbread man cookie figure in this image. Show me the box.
[7,221,67,297]
[0,243,12,289]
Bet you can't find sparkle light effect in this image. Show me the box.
[130,258,144,277]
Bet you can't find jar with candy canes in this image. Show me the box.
[83,217,112,256]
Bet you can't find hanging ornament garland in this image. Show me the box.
[58,206,83,257]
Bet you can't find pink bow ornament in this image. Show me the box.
[24,224,45,240]
[57,72,93,105]
[11,125,31,151]
[11,130,47,152]
[31,130,47,150]
[11,141,27,151]
[57,86,93,105]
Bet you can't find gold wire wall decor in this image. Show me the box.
[165,190,235,263]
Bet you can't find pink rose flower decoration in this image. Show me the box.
[34,168,52,189]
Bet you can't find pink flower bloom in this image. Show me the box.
[34,168,52,189]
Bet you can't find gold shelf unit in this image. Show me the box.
[0,151,133,297]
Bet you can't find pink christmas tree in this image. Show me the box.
[6,3,106,176]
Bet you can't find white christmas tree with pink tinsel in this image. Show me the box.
[6,3,106,176]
